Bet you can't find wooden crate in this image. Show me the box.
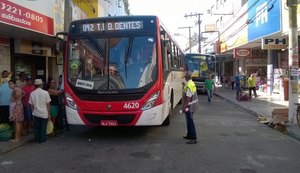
[272,108,288,125]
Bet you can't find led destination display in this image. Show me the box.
[78,21,144,33]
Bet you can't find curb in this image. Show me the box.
[214,92,261,117]
[214,92,300,141]
[286,126,300,141]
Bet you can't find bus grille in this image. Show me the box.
[83,114,135,125]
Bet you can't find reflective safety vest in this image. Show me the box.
[183,80,199,112]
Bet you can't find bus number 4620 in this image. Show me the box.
[123,102,139,109]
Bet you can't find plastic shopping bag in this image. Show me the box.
[47,120,54,135]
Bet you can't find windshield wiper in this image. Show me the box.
[124,34,133,78]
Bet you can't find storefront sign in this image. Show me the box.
[234,48,252,58]
[262,38,288,49]
[247,0,281,42]
[0,0,54,35]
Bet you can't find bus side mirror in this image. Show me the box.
[55,32,68,52]
[56,40,62,52]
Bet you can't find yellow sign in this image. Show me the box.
[200,62,208,71]
[192,71,199,78]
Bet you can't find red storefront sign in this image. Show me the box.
[0,0,54,35]
[234,48,252,58]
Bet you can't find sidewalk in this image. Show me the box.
[0,134,33,155]
[214,86,300,141]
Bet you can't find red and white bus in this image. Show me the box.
[58,16,185,126]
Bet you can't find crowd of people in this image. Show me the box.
[0,70,67,143]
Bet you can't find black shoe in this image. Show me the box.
[186,139,198,144]
[183,136,193,140]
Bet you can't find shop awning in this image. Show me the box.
[0,23,56,46]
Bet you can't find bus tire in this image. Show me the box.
[163,91,173,126]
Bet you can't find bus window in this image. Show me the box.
[67,36,157,90]
[127,37,157,88]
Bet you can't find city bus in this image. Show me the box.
[57,16,185,126]
[184,53,215,93]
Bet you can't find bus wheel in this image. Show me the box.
[163,91,173,126]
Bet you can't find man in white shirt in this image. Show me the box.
[29,79,51,143]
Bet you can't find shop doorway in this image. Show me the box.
[12,54,46,82]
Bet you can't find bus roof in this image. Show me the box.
[70,15,159,24]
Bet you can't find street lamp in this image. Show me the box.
[178,26,193,53]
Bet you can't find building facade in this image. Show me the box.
[204,0,294,96]
[0,0,129,83]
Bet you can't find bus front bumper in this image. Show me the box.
[65,104,164,126]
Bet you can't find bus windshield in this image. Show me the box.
[67,36,157,90]
[184,54,214,79]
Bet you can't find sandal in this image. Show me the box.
[10,139,20,143]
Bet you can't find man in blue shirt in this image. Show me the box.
[0,78,13,124]
[235,74,241,99]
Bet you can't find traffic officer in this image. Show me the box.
[182,72,199,144]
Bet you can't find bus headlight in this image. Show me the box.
[141,91,160,111]
[65,93,78,110]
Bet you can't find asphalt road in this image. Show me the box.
[0,94,300,173]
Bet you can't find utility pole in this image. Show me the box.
[178,26,193,53]
[287,0,298,124]
[184,13,203,53]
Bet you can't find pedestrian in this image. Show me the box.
[16,72,27,87]
[230,76,235,90]
[47,79,63,134]
[247,74,258,98]
[205,75,215,102]
[220,75,224,86]
[57,74,69,131]
[182,72,199,144]
[235,73,242,99]
[29,79,51,143]
[8,80,24,143]
[0,70,12,85]
[0,76,13,125]
[22,76,35,135]
[224,76,228,88]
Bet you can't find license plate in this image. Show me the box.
[100,120,118,126]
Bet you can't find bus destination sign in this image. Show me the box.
[79,21,144,33]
